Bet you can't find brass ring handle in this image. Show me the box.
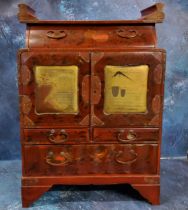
[48,129,68,144]
[117,130,137,143]
[46,30,67,39]
[116,29,138,39]
[46,151,72,166]
[115,150,138,165]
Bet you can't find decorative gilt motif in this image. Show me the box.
[90,147,108,162]
[154,64,163,84]
[104,65,149,114]
[149,114,160,126]
[92,33,109,42]
[152,95,161,114]
[23,115,35,128]
[34,66,79,114]
[84,30,109,42]
[20,94,34,128]
[21,66,31,85]
[20,95,32,114]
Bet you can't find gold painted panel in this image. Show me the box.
[104,65,149,114]
[34,66,78,114]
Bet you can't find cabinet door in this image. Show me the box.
[91,50,165,127]
[18,50,90,128]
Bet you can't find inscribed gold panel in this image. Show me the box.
[104,65,149,114]
[34,66,78,114]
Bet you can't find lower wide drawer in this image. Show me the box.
[23,144,158,176]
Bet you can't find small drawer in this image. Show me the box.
[93,128,159,143]
[23,144,158,176]
[23,128,89,144]
[28,25,156,48]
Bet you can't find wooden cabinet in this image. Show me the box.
[18,3,166,207]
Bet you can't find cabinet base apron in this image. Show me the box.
[22,175,160,207]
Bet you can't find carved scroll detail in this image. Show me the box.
[20,95,32,114]
[152,95,161,114]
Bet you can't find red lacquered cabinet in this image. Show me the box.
[17,3,166,207]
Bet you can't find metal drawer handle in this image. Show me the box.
[116,29,138,39]
[46,30,67,39]
[48,129,68,144]
[115,149,138,165]
[117,130,137,143]
[46,151,72,166]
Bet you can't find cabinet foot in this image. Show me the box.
[22,185,51,208]
[132,184,160,205]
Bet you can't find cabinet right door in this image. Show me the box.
[91,50,166,127]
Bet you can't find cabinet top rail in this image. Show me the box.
[18,3,165,25]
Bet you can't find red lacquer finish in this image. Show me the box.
[17,3,166,207]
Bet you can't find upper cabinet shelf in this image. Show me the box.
[17,3,165,25]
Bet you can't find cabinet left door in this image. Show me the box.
[18,50,90,128]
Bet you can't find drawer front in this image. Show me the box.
[28,25,156,48]
[93,128,159,143]
[24,128,89,144]
[23,144,158,176]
